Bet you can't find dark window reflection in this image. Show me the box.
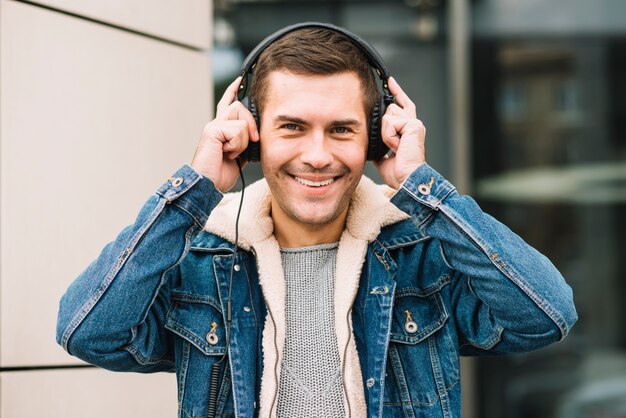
[473,38,626,418]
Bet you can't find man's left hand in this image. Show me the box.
[374,77,426,190]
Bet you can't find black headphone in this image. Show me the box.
[236,22,395,162]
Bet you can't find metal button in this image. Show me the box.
[366,378,375,388]
[418,176,435,196]
[170,177,183,187]
[206,332,219,345]
[370,286,389,295]
[418,184,431,195]
[405,321,419,334]
[243,306,251,312]
[206,322,219,345]
[233,264,241,272]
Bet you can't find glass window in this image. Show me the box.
[472,17,626,418]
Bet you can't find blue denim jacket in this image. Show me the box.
[57,163,577,418]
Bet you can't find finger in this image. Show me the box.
[216,76,243,118]
[222,101,259,141]
[388,77,416,116]
[385,103,406,117]
[218,120,249,144]
[219,121,250,156]
[381,115,404,152]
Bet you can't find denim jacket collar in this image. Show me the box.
[201,176,410,250]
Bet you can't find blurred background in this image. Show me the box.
[1,0,624,416]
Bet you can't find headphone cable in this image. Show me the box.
[207,158,246,418]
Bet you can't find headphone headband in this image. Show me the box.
[240,22,390,82]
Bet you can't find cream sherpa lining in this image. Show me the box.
[204,176,409,417]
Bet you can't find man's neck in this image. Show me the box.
[271,206,347,249]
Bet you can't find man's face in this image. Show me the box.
[259,70,368,230]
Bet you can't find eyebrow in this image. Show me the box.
[274,115,308,125]
[331,118,362,127]
[273,115,362,127]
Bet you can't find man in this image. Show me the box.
[57,23,577,418]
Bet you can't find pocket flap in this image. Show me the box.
[165,295,226,355]
[389,291,449,344]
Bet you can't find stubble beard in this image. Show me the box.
[264,161,360,228]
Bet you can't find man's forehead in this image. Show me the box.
[263,70,368,114]
[265,69,363,90]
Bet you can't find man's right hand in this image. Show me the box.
[191,76,259,192]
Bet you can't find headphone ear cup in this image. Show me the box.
[367,99,389,161]
[240,97,261,162]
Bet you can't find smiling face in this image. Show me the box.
[259,70,369,246]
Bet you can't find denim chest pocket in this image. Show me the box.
[389,289,448,344]
[165,293,227,355]
[165,293,233,418]
[384,288,460,413]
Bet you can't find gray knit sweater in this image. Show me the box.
[276,243,346,418]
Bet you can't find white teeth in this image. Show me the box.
[295,177,334,187]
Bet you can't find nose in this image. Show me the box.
[299,131,334,169]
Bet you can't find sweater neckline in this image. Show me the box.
[279,242,339,253]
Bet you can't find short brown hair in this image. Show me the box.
[249,27,379,119]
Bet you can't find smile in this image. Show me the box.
[294,176,335,187]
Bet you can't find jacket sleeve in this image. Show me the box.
[56,165,223,372]
[390,163,578,355]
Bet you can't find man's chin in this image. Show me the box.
[293,212,340,227]
[287,201,350,226]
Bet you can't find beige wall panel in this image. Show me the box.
[1,0,212,366]
[25,0,211,49]
[1,368,177,417]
